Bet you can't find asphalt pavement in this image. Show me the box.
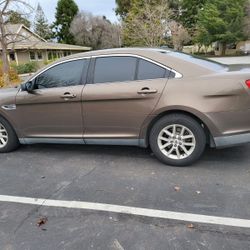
[0,144,250,250]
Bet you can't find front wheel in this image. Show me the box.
[149,114,206,166]
[0,117,19,153]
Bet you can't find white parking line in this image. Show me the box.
[0,194,250,228]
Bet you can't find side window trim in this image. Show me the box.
[89,54,182,84]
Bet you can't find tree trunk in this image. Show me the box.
[1,42,10,86]
[221,43,227,56]
[0,15,10,87]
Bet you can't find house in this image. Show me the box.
[183,40,250,56]
[214,40,250,56]
[0,24,91,67]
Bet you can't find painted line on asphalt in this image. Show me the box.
[0,194,250,228]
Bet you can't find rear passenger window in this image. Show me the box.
[137,59,166,80]
[93,57,137,83]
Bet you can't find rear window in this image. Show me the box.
[162,51,227,72]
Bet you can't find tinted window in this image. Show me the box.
[93,57,137,83]
[137,59,166,80]
[36,59,88,89]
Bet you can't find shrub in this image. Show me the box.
[0,64,20,88]
[13,62,38,74]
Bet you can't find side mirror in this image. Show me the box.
[21,80,36,92]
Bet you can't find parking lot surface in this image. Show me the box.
[0,144,250,250]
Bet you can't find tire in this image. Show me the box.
[0,116,20,153]
[149,114,206,166]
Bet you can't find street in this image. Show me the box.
[0,144,250,250]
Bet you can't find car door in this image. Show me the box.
[82,55,171,144]
[15,58,89,142]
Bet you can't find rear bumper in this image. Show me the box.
[214,132,250,148]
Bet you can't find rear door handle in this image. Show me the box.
[60,93,77,99]
[137,88,158,95]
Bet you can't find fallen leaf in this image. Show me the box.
[174,186,180,192]
[37,217,48,227]
[187,223,194,229]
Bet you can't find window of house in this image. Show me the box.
[53,52,57,59]
[9,52,16,61]
[35,59,89,89]
[29,51,36,60]
[48,52,53,60]
[37,51,43,60]
[93,57,137,84]
[137,59,166,80]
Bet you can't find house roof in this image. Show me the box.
[6,41,91,51]
[6,24,47,42]
[0,24,91,51]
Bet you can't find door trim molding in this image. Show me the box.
[19,138,147,147]
[19,138,85,145]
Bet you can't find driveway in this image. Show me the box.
[0,144,250,250]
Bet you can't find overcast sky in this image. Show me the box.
[28,0,119,23]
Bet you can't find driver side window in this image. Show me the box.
[36,59,88,89]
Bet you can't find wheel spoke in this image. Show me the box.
[0,138,5,144]
[159,136,170,142]
[180,145,189,155]
[167,146,175,156]
[176,147,181,159]
[180,126,185,136]
[160,142,171,150]
[183,142,195,147]
[172,125,176,135]
[0,123,8,148]
[182,135,194,140]
[163,129,172,137]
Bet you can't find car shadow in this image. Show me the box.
[17,143,250,169]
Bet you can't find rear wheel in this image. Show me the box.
[0,117,19,153]
[149,114,206,166]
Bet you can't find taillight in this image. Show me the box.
[246,80,250,88]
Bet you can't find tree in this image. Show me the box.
[169,20,190,50]
[115,0,132,20]
[34,3,52,40]
[122,0,171,47]
[70,12,121,50]
[0,0,32,86]
[196,0,247,55]
[180,0,207,33]
[53,0,78,44]
[244,0,250,39]
[8,11,31,28]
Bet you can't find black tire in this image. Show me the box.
[0,116,20,153]
[149,114,206,166]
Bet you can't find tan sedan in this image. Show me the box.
[0,48,250,166]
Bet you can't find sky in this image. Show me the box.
[28,0,119,23]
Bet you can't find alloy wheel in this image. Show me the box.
[157,124,196,160]
[0,123,8,149]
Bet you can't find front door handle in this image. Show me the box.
[137,88,158,95]
[60,92,77,99]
